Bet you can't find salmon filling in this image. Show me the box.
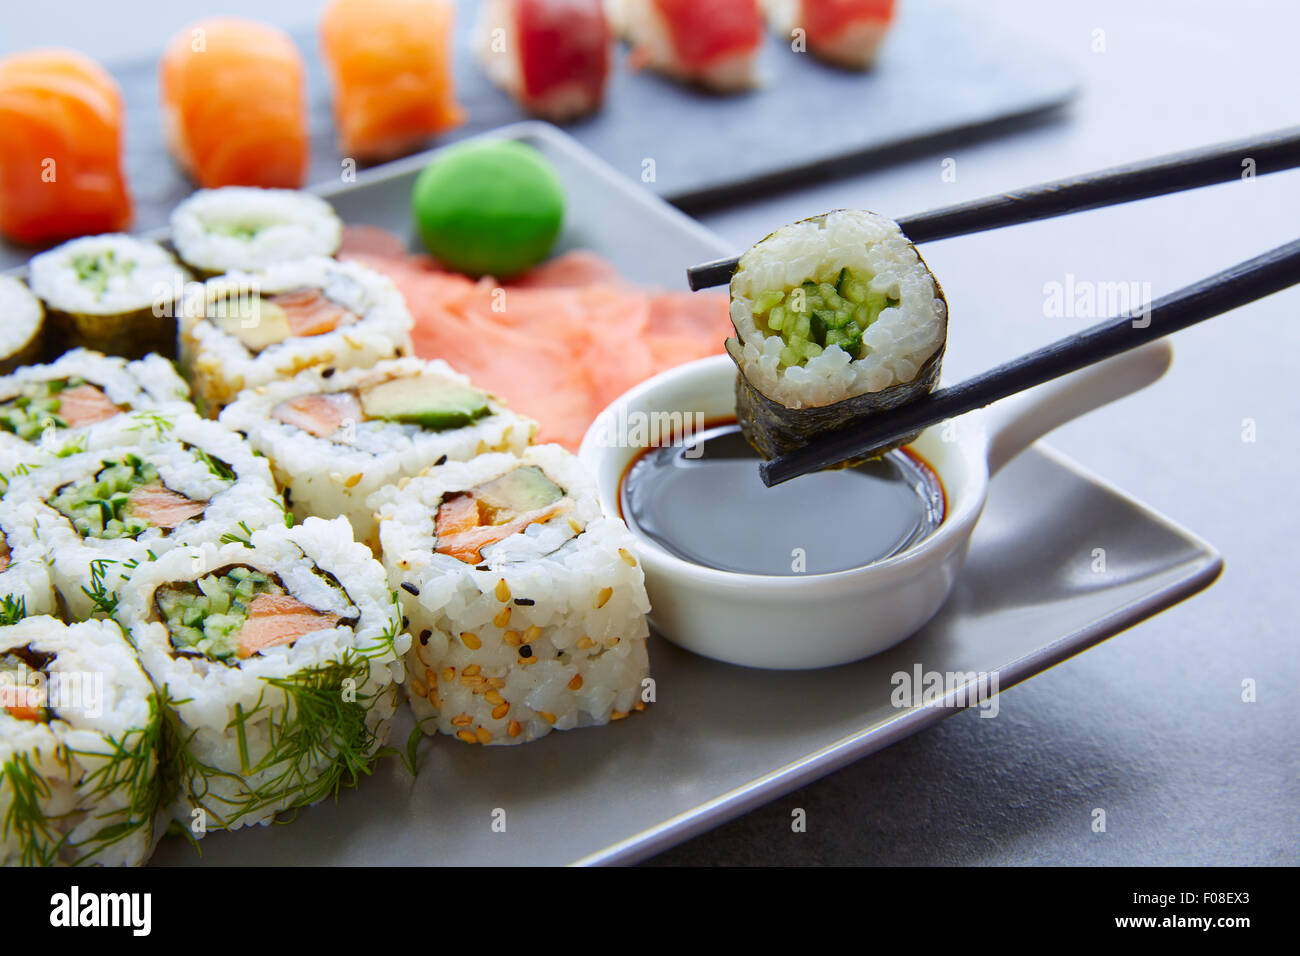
[0,536,10,574]
[0,647,54,723]
[156,566,342,662]
[50,454,214,540]
[434,466,572,564]
[0,378,123,441]
[272,390,362,438]
[271,287,356,337]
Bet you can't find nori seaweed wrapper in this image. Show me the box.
[728,212,948,468]
[731,342,945,466]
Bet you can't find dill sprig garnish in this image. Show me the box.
[191,446,236,482]
[80,558,121,617]
[218,522,256,547]
[0,595,26,626]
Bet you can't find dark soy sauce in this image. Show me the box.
[620,420,945,576]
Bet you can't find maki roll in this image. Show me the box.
[373,445,651,746]
[611,0,764,92]
[160,19,309,189]
[0,499,56,621]
[0,616,162,866]
[179,257,414,416]
[0,348,190,454]
[221,357,536,547]
[319,0,466,162]
[764,0,895,69]
[119,518,408,833]
[170,187,344,276]
[0,277,43,375]
[727,209,947,463]
[476,0,612,121]
[27,235,187,360]
[0,49,133,244]
[12,413,284,620]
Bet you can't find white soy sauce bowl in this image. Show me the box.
[579,342,1173,670]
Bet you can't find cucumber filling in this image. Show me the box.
[71,250,137,298]
[0,378,81,441]
[156,567,284,661]
[753,267,900,368]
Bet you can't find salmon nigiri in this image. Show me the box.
[319,0,466,163]
[766,0,896,69]
[611,0,764,92]
[0,49,132,244]
[476,0,612,122]
[160,18,309,189]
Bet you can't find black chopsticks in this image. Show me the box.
[685,126,1300,291]
[760,237,1300,486]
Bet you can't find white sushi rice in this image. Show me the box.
[374,445,651,746]
[0,497,57,619]
[0,277,44,370]
[10,412,284,620]
[119,517,408,833]
[727,209,947,408]
[179,256,414,414]
[0,348,192,455]
[610,0,761,91]
[28,235,186,318]
[0,616,161,866]
[221,357,536,548]
[170,187,344,275]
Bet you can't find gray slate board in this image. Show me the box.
[0,0,1073,269]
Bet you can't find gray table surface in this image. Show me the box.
[5,0,1297,866]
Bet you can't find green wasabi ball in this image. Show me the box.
[411,141,566,279]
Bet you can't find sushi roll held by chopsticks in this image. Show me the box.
[727,209,947,463]
[373,445,652,746]
[0,616,162,866]
[119,518,408,834]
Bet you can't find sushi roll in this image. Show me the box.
[0,49,132,243]
[0,499,57,621]
[0,616,162,866]
[11,412,284,620]
[0,278,44,375]
[727,209,947,463]
[319,0,466,162]
[170,188,344,277]
[27,236,188,360]
[179,257,414,416]
[221,357,536,547]
[160,19,309,189]
[0,348,191,455]
[611,0,764,92]
[476,0,612,121]
[373,445,651,746]
[119,518,408,833]
[764,0,895,69]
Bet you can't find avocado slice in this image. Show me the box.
[359,375,492,430]
[472,466,563,523]
[210,296,291,352]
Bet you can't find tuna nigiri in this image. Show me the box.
[0,49,132,244]
[160,18,309,189]
[319,0,466,163]
[611,0,764,92]
[766,0,895,69]
[477,0,612,121]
